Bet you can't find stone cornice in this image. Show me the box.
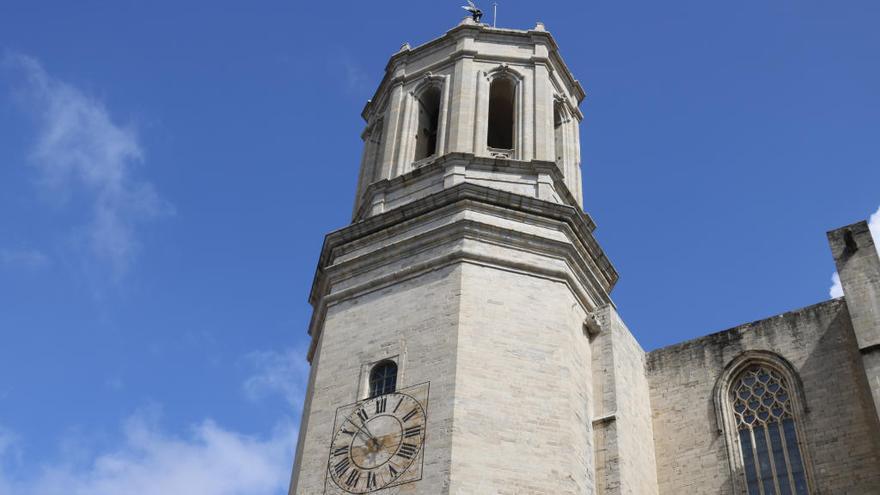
[353,152,592,226]
[310,181,617,308]
[325,213,613,307]
[304,187,618,361]
[306,194,620,361]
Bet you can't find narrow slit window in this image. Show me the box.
[414,86,441,161]
[487,78,515,150]
[730,364,810,495]
[369,360,397,397]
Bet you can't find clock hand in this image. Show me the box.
[359,418,378,441]
[345,417,377,442]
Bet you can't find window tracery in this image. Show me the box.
[726,361,811,495]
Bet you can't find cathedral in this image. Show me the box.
[288,18,880,494]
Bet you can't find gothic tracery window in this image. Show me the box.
[369,360,397,397]
[730,364,810,495]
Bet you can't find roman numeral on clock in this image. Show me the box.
[356,409,369,422]
[396,442,419,460]
[401,408,419,423]
[345,468,361,487]
[327,387,429,491]
[334,457,351,477]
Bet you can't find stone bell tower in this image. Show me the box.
[289,18,651,494]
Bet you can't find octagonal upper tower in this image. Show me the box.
[353,19,588,220]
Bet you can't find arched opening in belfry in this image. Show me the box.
[487,78,515,150]
[414,86,441,161]
[554,103,564,165]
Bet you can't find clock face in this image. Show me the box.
[327,392,427,493]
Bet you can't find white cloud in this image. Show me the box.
[0,414,295,495]
[243,347,310,409]
[0,347,310,495]
[828,205,880,298]
[829,271,844,298]
[5,53,171,278]
[872,206,880,248]
[0,248,49,269]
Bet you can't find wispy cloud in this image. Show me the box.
[0,413,295,495]
[0,428,18,462]
[328,50,372,95]
[0,426,21,494]
[342,58,370,93]
[242,347,310,410]
[4,53,171,279]
[829,205,880,298]
[0,348,308,495]
[0,248,50,270]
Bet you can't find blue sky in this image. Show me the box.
[0,1,878,493]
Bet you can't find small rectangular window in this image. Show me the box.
[368,360,398,397]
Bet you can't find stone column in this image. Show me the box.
[394,89,414,176]
[351,126,374,218]
[573,116,584,206]
[531,45,554,162]
[378,79,405,181]
[446,35,478,154]
[436,74,452,155]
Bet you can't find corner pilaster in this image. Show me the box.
[828,220,880,424]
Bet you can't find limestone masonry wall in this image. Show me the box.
[591,306,659,495]
[291,265,462,493]
[647,299,880,494]
[449,262,593,494]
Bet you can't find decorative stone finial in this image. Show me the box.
[534,21,546,32]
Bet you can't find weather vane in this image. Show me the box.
[462,0,483,23]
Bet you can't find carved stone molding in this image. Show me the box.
[483,63,524,81]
